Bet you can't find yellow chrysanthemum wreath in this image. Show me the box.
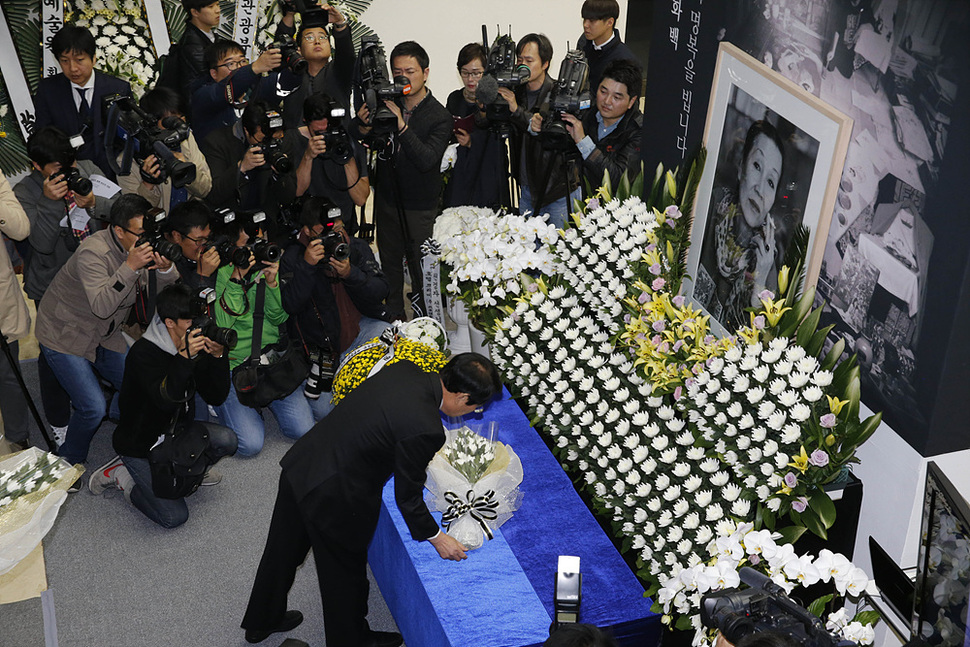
[331,337,448,405]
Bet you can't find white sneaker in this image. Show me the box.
[51,426,68,448]
[89,456,126,495]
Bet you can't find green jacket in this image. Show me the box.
[215,266,288,370]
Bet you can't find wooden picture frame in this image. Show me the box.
[684,42,853,336]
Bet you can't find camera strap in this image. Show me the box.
[247,280,267,366]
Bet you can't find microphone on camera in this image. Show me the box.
[476,74,499,105]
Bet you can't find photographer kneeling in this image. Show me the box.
[92,284,237,528]
[561,59,643,192]
[211,215,314,456]
[281,196,390,420]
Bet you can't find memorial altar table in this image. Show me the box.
[368,388,661,647]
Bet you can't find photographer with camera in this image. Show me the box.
[89,283,237,527]
[498,34,582,229]
[15,126,118,446]
[160,201,221,292]
[560,59,643,191]
[211,216,314,456]
[294,93,369,234]
[443,42,507,209]
[117,86,212,212]
[34,194,179,474]
[191,40,296,142]
[273,2,355,128]
[32,24,132,179]
[280,196,389,419]
[353,40,452,321]
[203,100,298,241]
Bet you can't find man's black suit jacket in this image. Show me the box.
[280,361,444,545]
[32,71,132,179]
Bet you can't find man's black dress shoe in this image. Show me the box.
[362,629,404,647]
[244,610,304,644]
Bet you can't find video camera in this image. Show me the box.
[137,207,183,264]
[189,288,238,350]
[354,35,412,138]
[475,27,532,129]
[49,166,93,196]
[103,94,197,188]
[701,568,855,647]
[539,50,592,152]
[253,110,293,174]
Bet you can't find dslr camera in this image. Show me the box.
[270,39,308,75]
[701,568,855,647]
[49,166,93,196]
[189,288,238,350]
[354,35,412,138]
[102,94,197,188]
[137,207,184,263]
[312,104,353,165]
[539,50,592,152]
[254,111,293,174]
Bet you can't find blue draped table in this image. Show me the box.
[368,387,660,647]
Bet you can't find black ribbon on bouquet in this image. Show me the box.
[442,489,499,539]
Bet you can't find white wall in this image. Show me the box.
[358,0,629,103]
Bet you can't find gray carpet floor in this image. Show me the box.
[0,359,400,647]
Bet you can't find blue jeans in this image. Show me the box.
[41,344,127,465]
[121,422,237,529]
[519,185,582,230]
[307,316,392,421]
[214,379,314,457]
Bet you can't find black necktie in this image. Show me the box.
[77,87,91,125]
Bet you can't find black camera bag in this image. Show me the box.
[231,280,310,408]
[149,420,213,500]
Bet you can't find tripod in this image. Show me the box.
[0,325,57,452]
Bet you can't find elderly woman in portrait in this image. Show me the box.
[709,119,786,329]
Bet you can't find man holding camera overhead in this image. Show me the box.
[34,194,180,476]
[274,2,356,128]
[353,40,452,321]
[202,100,299,241]
[280,197,389,420]
[293,93,369,234]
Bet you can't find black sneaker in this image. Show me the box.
[67,476,84,493]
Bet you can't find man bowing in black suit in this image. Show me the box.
[242,353,502,647]
[33,24,132,180]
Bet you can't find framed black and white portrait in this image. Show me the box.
[684,42,853,335]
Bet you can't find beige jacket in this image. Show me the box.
[116,131,212,212]
[35,227,178,361]
[0,173,31,341]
